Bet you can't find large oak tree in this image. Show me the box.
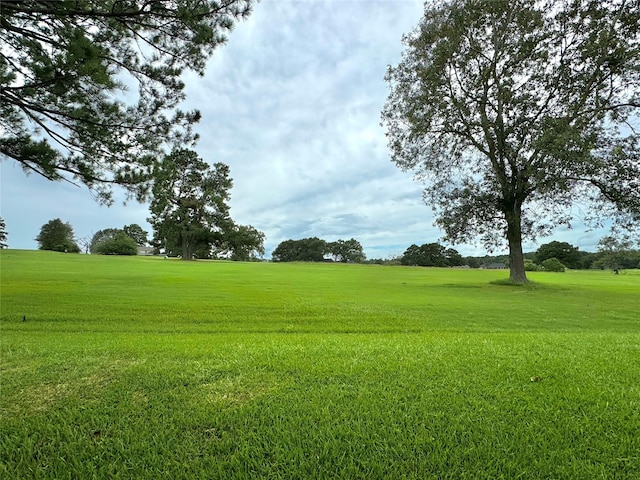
[1,0,254,203]
[382,0,639,283]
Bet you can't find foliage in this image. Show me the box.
[148,148,234,260]
[401,242,463,267]
[0,0,255,203]
[272,237,327,262]
[93,230,138,256]
[594,235,640,271]
[524,259,540,272]
[383,0,640,284]
[444,247,464,266]
[123,224,149,247]
[327,238,366,263]
[90,228,121,253]
[272,237,366,263]
[576,251,598,270]
[35,218,80,252]
[2,251,640,479]
[365,255,403,266]
[0,217,7,248]
[535,241,581,269]
[218,224,266,261]
[541,257,566,272]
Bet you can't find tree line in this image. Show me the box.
[272,238,365,263]
[365,240,640,271]
[22,216,640,271]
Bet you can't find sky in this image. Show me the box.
[0,0,611,259]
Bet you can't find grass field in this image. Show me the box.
[1,250,639,479]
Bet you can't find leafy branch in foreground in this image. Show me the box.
[0,0,255,204]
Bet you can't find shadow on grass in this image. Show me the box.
[489,278,541,290]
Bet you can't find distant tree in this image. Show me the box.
[272,240,297,262]
[401,242,448,267]
[36,218,80,252]
[444,247,464,266]
[91,228,138,255]
[576,251,597,270]
[463,256,482,269]
[422,243,448,267]
[535,241,581,269]
[383,0,640,283]
[78,236,91,254]
[0,217,7,248]
[524,259,540,271]
[123,224,149,247]
[218,224,266,261]
[148,149,233,260]
[90,228,121,253]
[400,244,422,266]
[272,238,328,262]
[94,232,138,256]
[542,258,566,272]
[328,238,366,263]
[593,236,638,271]
[1,0,255,203]
[365,258,385,265]
[366,255,403,266]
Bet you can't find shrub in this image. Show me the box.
[542,257,565,272]
[94,233,138,255]
[524,259,540,271]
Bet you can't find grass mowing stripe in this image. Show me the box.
[1,250,639,478]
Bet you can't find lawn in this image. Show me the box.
[1,250,639,478]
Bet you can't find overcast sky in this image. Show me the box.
[0,0,610,259]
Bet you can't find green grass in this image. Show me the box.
[1,250,639,478]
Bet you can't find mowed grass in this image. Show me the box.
[1,250,639,479]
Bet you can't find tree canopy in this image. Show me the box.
[0,0,254,203]
[328,239,366,263]
[123,224,149,247]
[90,227,138,255]
[594,235,640,271]
[272,237,366,263]
[535,241,581,269]
[383,0,640,283]
[216,224,265,261]
[36,218,80,252]
[400,242,463,267]
[272,237,328,262]
[148,148,263,260]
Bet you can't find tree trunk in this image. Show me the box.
[505,208,528,284]
[181,232,193,260]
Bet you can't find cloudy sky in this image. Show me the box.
[0,0,610,259]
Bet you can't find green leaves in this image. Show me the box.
[35,218,80,253]
[148,148,235,259]
[0,0,255,203]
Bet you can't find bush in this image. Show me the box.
[542,257,565,272]
[524,259,540,271]
[94,233,137,255]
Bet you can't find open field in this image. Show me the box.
[1,250,639,478]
